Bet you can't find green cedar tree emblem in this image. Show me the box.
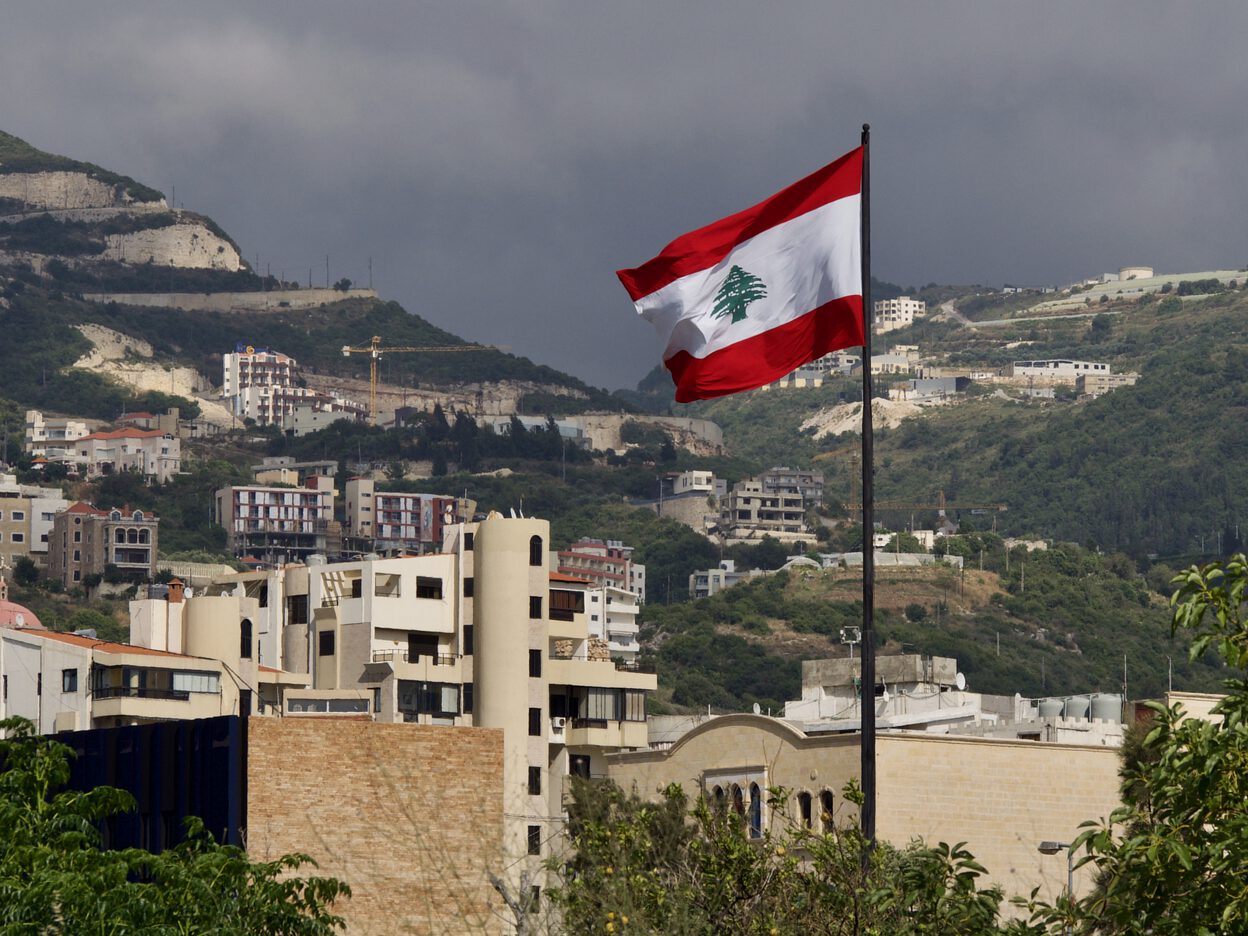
[711,265,767,323]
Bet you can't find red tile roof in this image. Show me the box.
[79,428,168,441]
[29,630,197,659]
[549,572,593,584]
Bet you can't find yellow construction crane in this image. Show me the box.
[341,335,491,425]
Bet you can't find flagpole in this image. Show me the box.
[859,123,877,849]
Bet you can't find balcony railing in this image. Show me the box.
[614,660,655,673]
[93,687,190,701]
[371,650,459,666]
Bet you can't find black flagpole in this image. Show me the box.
[859,123,876,849]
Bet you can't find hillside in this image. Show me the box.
[0,130,622,419]
[639,539,1224,713]
[667,283,1248,563]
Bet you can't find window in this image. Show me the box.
[62,668,77,693]
[375,573,401,597]
[462,683,473,713]
[350,578,363,599]
[240,689,252,717]
[416,576,443,600]
[529,649,541,678]
[528,707,541,736]
[408,634,438,660]
[528,886,541,914]
[73,570,80,582]
[797,791,813,829]
[397,681,459,718]
[463,531,474,550]
[462,577,474,598]
[462,625,474,656]
[74,530,81,543]
[584,687,618,721]
[240,619,253,660]
[529,595,542,619]
[73,550,81,562]
[10,533,22,543]
[11,511,23,521]
[820,791,835,833]
[171,672,220,693]
[529,535,542,566]
[527,825,541,856]
[623,689,646,721]
[549,589,584,621]
[318,630,335,656]
[527,766,541,796]
[138,529,150,545]
[570,754,591,779]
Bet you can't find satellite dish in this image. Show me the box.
[955,672,967,691]
[752,702,761,716]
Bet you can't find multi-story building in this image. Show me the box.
[557,537,647,604]
[222,344,365,430]
[874,296,926,332]
[214,477,337,564]
[250,457,338,486]
[49,503,159,587]
[1076,372,1139,398]
[759,466,824,506]
[23,410,90,460]
[0,473,68,569]
[344,478,461,553]
[721,479,815,545]
[1007,359,1111,384]
[69,428,181,482]
[661,470,727,499]
[689,559,768,599]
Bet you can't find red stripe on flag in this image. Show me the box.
[616,148,863,301]
[663,295,865,402]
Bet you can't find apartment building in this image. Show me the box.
[557,537,647,604]
[874,296,926,332]
[70,428,181,483]
[49,503,159,587]
[23,410,90,460]
[214,476,337,564]
[222,344,366,430]
[0,473,68,568]
[552,574,641,661]
[759,466,824,506]
[721,479,815,545]
[343,478,461,553]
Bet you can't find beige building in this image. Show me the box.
[23,410,90,460]
[1076,371,1139,397]
[344,477,461,553]
[721,479,816,546]
[214,476,337,563]
[68,427,182,483]
[49,503,159,587]
[608,714,1121,914]
[0,473,68,569]
[557,537,647,604]
[874,296,926,332]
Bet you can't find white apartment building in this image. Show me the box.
[23,410,90,460]
[69,428,181,483]
[874,296,926,333]
[222,344,365,430]
[1008,360,1111,383]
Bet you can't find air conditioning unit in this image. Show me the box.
[552,717,567,730]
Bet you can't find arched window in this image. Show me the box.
[748,783,762,839]
[820,790,835,833]
[731,784,744,817]
[529,535,543,567]
[114,529,126,543]
[711,785,725,813]
[133,510,144,521]
[797,791,813,829]
[127,529,139,544]
[138,529,150,544]
[110,510,122,521]
[240,618,253,660]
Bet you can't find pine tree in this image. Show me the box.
[712,265,767,323]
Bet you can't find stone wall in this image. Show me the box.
[83,286,378,311]
[246,718,506,935]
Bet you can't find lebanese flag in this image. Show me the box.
[617,147,865,403]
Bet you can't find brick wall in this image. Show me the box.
[247,718,506,935]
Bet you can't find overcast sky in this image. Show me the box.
[4,3,1246,390]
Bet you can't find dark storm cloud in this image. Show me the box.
[3,2,1246,389]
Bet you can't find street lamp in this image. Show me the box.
[1038,840,1073,934]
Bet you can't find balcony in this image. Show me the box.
[94,686,189,701]
[371,650,458,666]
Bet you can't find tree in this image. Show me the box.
[0,717,349,933]
[11,555,38,586]
[712,265,768,324]
[1019,554,1248,933]
[547,776,1007,935]
[332,277,352,291]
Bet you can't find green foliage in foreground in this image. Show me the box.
[0,717,348,934]
[1017,554,1248,934]
[547,777,1010,935]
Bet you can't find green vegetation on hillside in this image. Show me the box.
[0,130,164,202]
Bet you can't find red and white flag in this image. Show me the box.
[617,147,865,402]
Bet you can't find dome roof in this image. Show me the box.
[0,598,41,630]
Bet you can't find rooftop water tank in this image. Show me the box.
[1063,695,1090,720]
[1038,698,1064,718]
[1090,693,1123,723]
